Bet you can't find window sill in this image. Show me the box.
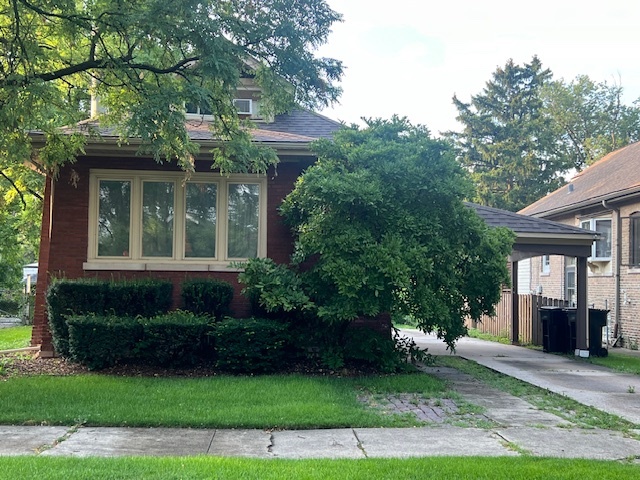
[83,261,244,272]
[627,267,640,274]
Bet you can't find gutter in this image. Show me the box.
[527,186,640,219]
[602,199,621,339]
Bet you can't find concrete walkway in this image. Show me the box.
[1,332,640,460]
[405,330,640,425]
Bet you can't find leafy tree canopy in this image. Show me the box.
[449,56,567,212]
[0,0,343,174]
[261,117,514,347]
[0,0,343,285]
[542,75,640,169]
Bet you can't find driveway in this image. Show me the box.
[403,329,640,425]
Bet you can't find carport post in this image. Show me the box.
[575,256,589,357]
[511,260,519,344]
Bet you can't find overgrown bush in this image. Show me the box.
[213,318,291,373]
[46,278,172,357]
[181,279,234,320]
[137,311,213,366]
[237,258,312,318]
[67,315,142,370]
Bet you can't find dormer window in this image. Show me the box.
[185,103,212,117]
[233,98,252,115]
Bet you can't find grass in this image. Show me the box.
[466,328,511,345]
[0,325,32,350]
[0,372,448,428]
[435,356,639,433]
[588,351,640,375]
[0,456,638,479]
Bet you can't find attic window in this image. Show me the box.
[185,103,212,117]
[233,98,252,115]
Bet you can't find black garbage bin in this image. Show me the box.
[540,307,570,353]
[589,309,609,357]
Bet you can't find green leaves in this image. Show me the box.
[278,117,514,347]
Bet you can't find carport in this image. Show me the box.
[468,203,599,357]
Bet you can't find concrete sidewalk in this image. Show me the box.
[2,331,640,460]
[1,425,639,460]
[405,330,640,425]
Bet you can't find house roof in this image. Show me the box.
[468,202,598,239]
[61,108,340,144]
[519,141,640,217]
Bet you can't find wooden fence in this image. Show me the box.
[466,293,569,345]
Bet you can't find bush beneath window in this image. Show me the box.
[181,279,234,320]
[213,318,291,373]
[137,311,213,367]
[67,315,142,370]
[46,278,173,357]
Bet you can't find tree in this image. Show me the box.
[246,117,514,348]
[449,56,568,212]
[0,0,343,284]
[542,75,640,169]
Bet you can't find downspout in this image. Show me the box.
[602,200,621,340]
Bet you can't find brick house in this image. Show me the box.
[520,141,640,348]
[30,101,341,357]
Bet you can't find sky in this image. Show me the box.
[317,0,640,135]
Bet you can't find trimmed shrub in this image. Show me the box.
[137,311,213,367]
[181,279,233,320]
[46,278,172,357]
[104,279,173,318]
[67,315,142,370]
[213,318,291,373]
[46,279,108,357]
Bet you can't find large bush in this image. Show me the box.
[243,117,514,349]
[181,279,233,320]
[46,278,172,357]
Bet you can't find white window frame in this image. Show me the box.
[580,217,612,261]
[85,169,267,271]
[233,98,252,115]
[541,255,550,275]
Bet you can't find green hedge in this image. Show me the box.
[46,278,173,357]
[67,315,142,370]
[213,318,291,373]
[181,279,233,320]
[137,311,213,367]
[67,312,213,369]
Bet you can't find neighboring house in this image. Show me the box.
[520,141,640,348]
[30,87,342,357]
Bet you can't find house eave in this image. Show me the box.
[529,186,640,218]
[28,132,316,159]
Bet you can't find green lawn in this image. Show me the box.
[0,325,31,350]
[588,351,640,375]
[466,328,511,345]
[0,456,638,480]
[0,373,446,428]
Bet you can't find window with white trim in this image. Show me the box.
[580,218,612,261]
[88,170,266,268]
[541,255,550,274]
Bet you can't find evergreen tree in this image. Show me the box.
[450,57,568,212]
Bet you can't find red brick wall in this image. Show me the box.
[32,156,313,355]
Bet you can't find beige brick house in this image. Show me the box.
[520,141,640,348]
